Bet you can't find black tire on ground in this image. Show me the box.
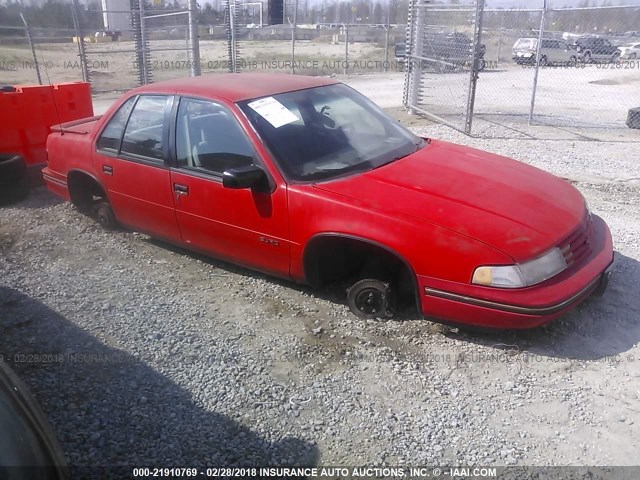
[94,201,117,230]
[0,153,28,205]
[347,279,396,319]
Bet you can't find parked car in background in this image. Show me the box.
[395,34,486,72]
[619,42,640,59]
[394,42,406,62]
[512,37,577,65]
[573,37,621,63]
[42,74,614,329]
[424,32,486,70]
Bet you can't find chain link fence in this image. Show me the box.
[2,0,405,91]
[403,1,484,133]
[0,0,198,93]
[403,0,640,140]
[206,2,405,77]
[0,20,86,87]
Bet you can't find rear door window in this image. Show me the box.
[97,96,136,152]
[120,95,171,161]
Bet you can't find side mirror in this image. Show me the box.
[222,164,268,191]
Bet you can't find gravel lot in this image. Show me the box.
[1,90,640,475]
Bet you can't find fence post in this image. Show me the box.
[529,0,547,125]
[464,0,485,135]
[188,0,201,76]
[140,0,151,84]
[291,0,298,74]
[72,0,89,83]
[343,24,349,75]
[384,3,390,73]
[19,13,42,85]
[408,0,425,113]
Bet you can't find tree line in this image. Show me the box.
[0,0,412,34]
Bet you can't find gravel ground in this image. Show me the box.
[1,118,640,475]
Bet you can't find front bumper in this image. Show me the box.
[418,214,614,329]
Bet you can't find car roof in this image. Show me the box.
[129,73,340,102]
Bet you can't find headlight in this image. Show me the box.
[472,248,568,289]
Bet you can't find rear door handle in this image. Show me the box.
[102,165,113,175]
[174,184,189,196]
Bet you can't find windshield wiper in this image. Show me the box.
[373,142,424,170]
[300,161,373,180]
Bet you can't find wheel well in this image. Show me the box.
[67,171,106,208]
[303,235,419,309]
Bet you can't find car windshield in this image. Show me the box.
[238,84,425,182]
[514,38,536,50]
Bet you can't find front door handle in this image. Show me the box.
[102,165,113,175]
[174,184,189,196]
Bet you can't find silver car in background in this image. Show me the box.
[512,37,577,65]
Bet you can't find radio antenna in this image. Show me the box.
[20,12,64,135]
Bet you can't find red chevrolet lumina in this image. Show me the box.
[42,73,614,329]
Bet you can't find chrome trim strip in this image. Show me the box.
[42,173,67,188]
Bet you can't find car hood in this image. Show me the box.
[313,139,586,262]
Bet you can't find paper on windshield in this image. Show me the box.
[247,97,298,128]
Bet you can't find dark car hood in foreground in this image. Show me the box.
[0,360,67,479]
[313,139,586,262]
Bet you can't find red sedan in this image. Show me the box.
[42,74,614,329]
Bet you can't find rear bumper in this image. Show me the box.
[42,167,70,201]
[418,214,614,329]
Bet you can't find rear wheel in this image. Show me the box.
[95,201,116,230]
[347,279,396,319]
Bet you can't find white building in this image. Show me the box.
[101,0,132,32]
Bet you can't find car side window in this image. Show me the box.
[175,98,254,175]
[96,96,136,152]
[120,95,170,161]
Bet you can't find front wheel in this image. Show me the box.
[347,279,396,319]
